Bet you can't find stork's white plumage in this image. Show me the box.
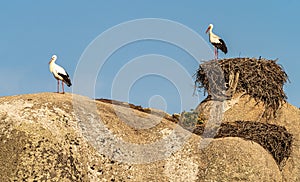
[49,55,72,93]
[205,24,227,60]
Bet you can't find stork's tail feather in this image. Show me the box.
[65,79,72,87]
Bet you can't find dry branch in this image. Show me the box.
[195,58,288,118]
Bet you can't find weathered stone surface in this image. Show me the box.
[0,93,297,181]
[197,137,281,181]
[223,95,300,181]
[197,94,300,181]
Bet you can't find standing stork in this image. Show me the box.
[205,24,228,60]
[49,55,72,94]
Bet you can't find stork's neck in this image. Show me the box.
[208,27,213,35]
[49,59,57,65]
[49,59,56,73]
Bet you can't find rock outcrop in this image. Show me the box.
[0,93,298,181]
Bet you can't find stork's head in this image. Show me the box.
[49,55,57,64]
[205,24,213,34]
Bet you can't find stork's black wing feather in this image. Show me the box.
[58,72,72,87]
[218,39,228,54]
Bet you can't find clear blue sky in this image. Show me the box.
[0,1,299,113]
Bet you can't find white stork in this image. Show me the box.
[205,24,228,60]
[49,55,72,94]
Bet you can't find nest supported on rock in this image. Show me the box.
[192,121,293,169]
[195,58,288,118]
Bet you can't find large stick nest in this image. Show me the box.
[195,58,288,118]
[192,121,293,169]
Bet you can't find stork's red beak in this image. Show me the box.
[49,58,53,64]
[205,27,210,34]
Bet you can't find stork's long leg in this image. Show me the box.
[62,82,65,94]
[214,47,217,61]
[57,80,60,93]
[216,49,219,61]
